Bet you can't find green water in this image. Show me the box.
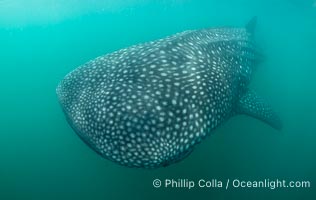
[0,0,315,199]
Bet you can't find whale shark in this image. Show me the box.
[56,17,282,168]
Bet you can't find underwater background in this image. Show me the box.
[0,0,315,199]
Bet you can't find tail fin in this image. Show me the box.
[245,16,257,35]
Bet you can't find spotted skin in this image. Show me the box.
[57,19,281,168]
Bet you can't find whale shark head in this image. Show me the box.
[57,17,282,168]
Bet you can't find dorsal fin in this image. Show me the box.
[245,16,257,35]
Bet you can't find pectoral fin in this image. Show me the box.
[234,89,282,130]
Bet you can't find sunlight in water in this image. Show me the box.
[0,0,139,26]
[0,0,189,26]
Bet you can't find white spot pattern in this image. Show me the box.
[57,26,260,168]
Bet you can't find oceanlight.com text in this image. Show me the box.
[152,178,311,190]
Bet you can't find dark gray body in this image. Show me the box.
[57,18,281,168]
